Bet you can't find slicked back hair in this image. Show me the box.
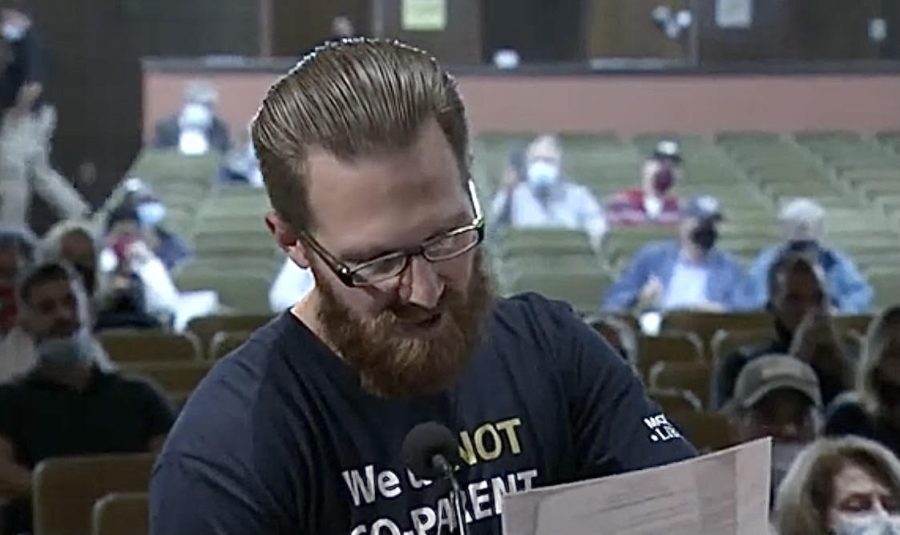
[251,38,469,232]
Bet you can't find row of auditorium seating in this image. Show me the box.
[100,310,872,416]
[37,308,871,535]
[108,129,900,315]
[477,131,900,313]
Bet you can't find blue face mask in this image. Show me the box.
[833,514,900,535]
[36,328,93,368]
[526,160,559,189]
[136,202,166,227]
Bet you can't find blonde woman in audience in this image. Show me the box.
[827,305,900,458]
[774,436,900,534]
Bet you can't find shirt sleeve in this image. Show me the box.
[601,245,653,312]
[831,252,873,314]
[552,302,696,477]
[151,453,281,535]
[576,186,607,242]
[134,379,176,441]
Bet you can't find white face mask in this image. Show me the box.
[833,514,900,535]
[178,103,213,130]
[771,441,807,493]
[1,23,25,42]
[526,160,559,189]
[36,328,94,368]
[136,202,166,227]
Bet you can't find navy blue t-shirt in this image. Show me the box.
[150,294,695,534]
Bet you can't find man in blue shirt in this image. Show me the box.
[742,198,872,313]
[149,39,694,535]
[602,195,746,313]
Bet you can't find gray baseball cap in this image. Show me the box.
[732,354,822,410]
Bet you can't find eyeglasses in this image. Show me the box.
[299,180,485,288]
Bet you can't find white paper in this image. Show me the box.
[502,438,771,535]
[715,0,753,29]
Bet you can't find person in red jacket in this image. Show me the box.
[605,140,683,227]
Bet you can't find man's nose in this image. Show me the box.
[399,255,443,310]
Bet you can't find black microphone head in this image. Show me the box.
[402,421,461,480]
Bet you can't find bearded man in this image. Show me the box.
[150,38,695,535]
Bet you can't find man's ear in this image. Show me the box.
[265,211,311,269]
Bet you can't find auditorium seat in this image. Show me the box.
[648,361,712,409]
[32,454,155,535]
[637,333,704,379]
[833,314,874,337]
[186,314,272,357]
[99,331,201,363]
[175,272,273,315]
[660,311,771,358]
[669,412,735,453]
[209,330,252,360]
[504,270,612,317]
[118,361,213,398]
[710,328,776,367]
[647,388,703,416]
[92,492,148,535]
[867,270,900,310]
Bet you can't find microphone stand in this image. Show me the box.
[434,455,469,535]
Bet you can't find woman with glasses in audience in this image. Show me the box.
[826,305,900,457]
[774,436,900,534]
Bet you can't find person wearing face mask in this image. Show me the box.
[132,195,191,272]
[0,261,117,383]
[724,354,822,505]
[826,306,900,459]
[0,262,174,535]
[775,436,900,535]
[490,134,607,248]
[153,81,231,155]
[605,140,683,227]
[602,195,745,314]
[711,251,854,411]
[742,197,872,313]
[0,0,90,228]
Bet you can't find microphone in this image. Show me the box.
[402,422,469,535]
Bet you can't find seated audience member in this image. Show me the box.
[41,220,99,297]
[743,198,872,313]
[100,205,180,317]
[42,220,160,331]
[153,81,230,155]
[711,252,853,411]
[269,258,315,312]
[0,263,115,382]
[117,183,190,271]
[826,305,900,457]
[0,265,174,535]
[0,227,36,335]
[774,436,900,535]
[490,134,607,247]
[602,195,745,313]
[724,354,822,500]
[605,140,682,226]
[220,126,264,187]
